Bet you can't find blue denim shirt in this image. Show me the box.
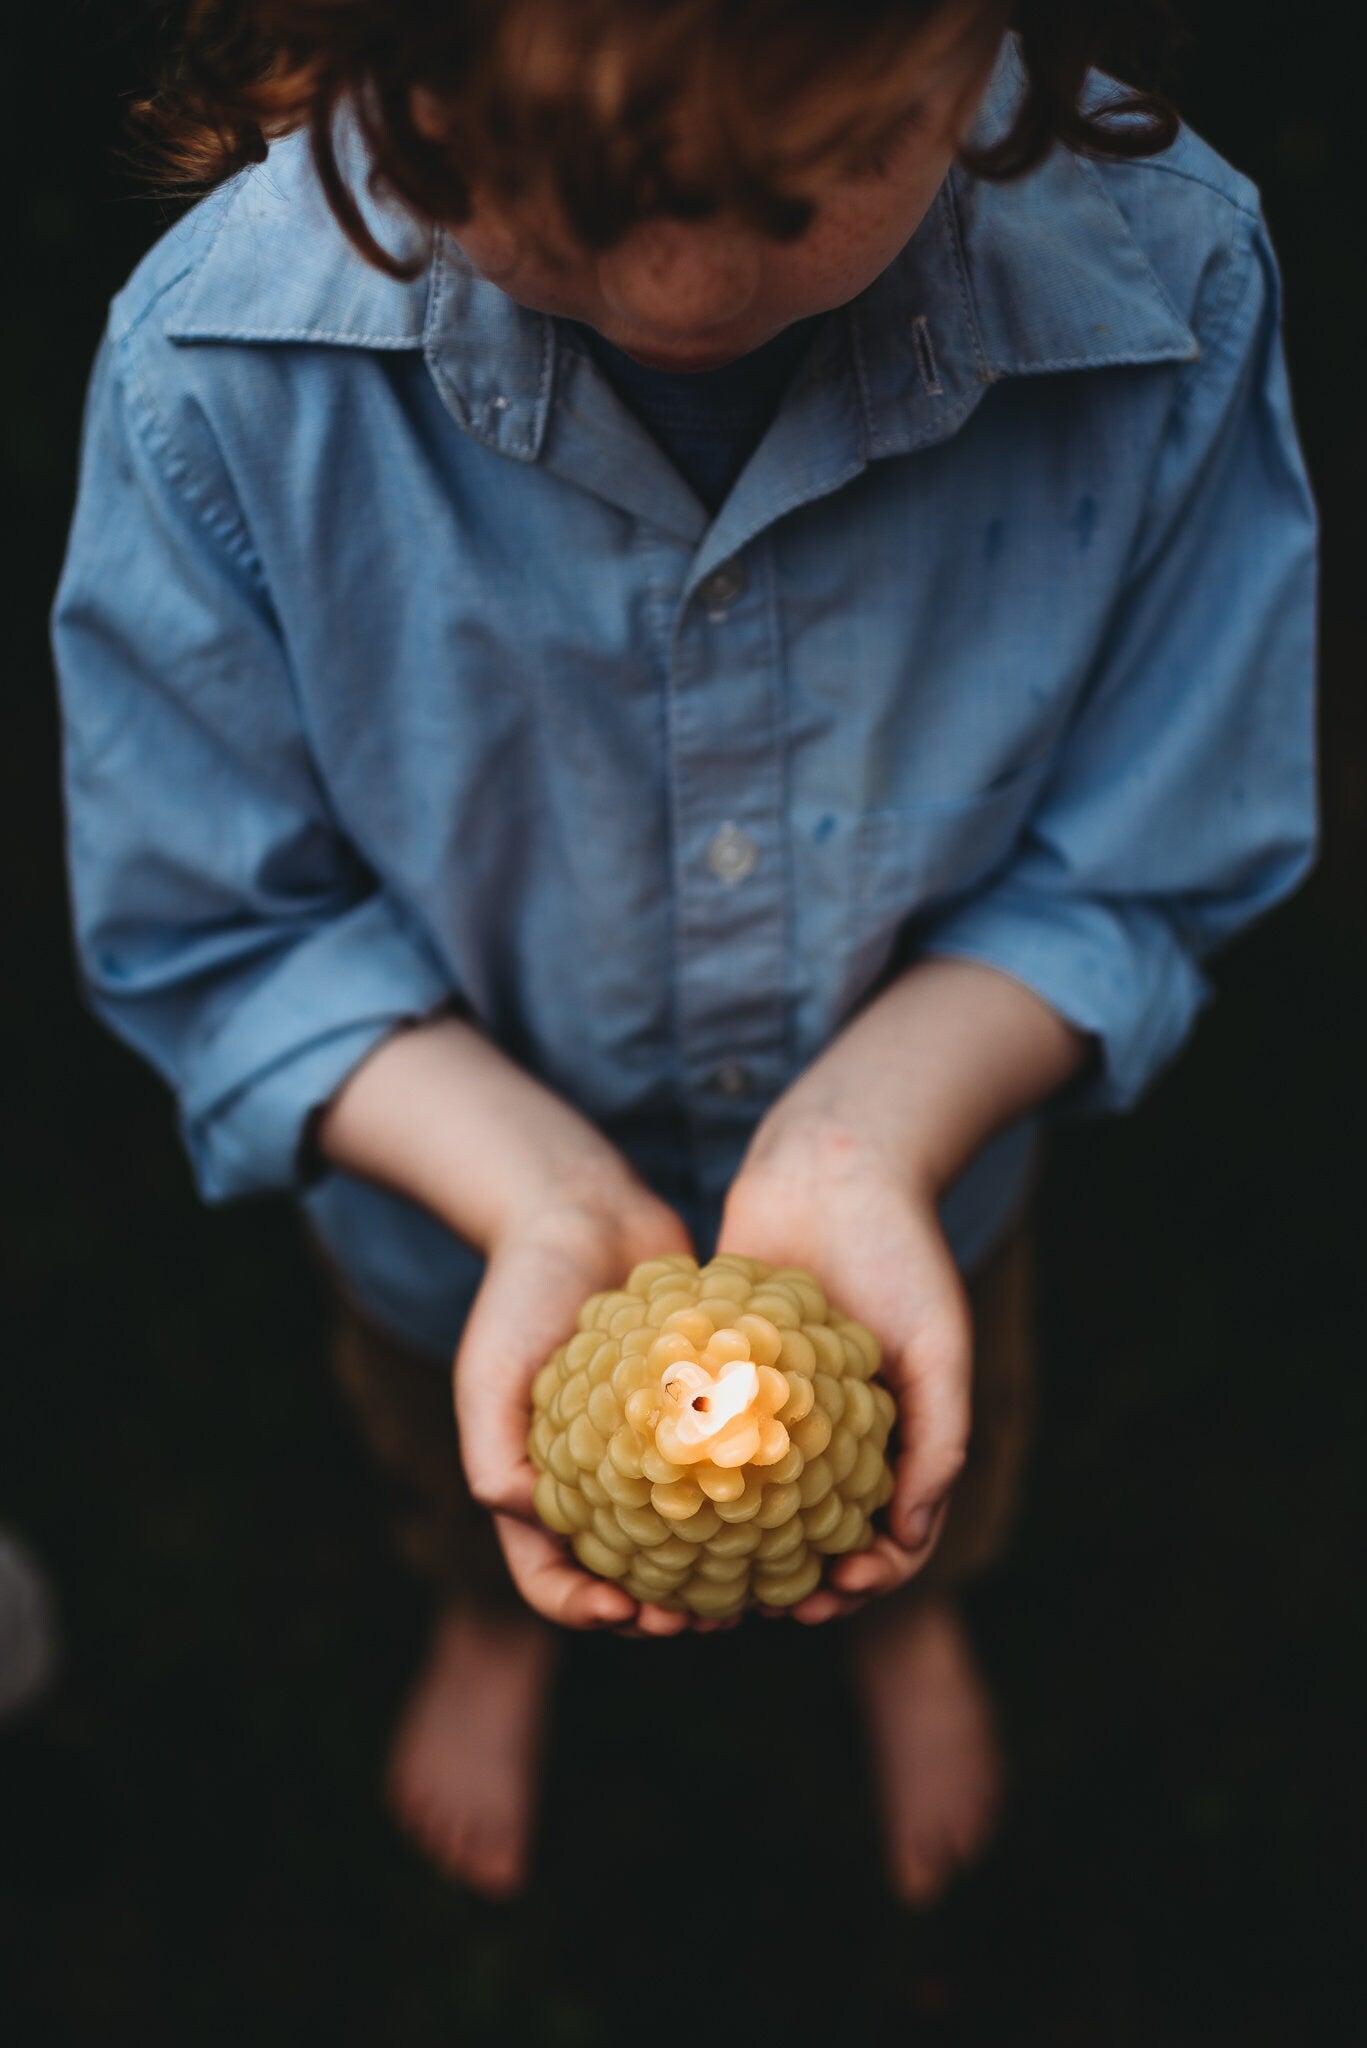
[52,51,1318,1358]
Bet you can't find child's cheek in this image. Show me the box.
[786,155,955,306]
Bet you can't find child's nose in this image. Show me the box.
[596,219,760,337]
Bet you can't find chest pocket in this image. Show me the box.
[849,749,1060,980]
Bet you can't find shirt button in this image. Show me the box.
[713,1060,752,1098]
[706,821,759,883]
[698,559,748,618]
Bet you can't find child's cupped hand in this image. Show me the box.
[453,1169,729,1639]
[715,1116,973,1626]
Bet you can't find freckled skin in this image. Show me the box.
[437,10,1005,372]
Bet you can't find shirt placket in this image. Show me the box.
[665,541,789,1201]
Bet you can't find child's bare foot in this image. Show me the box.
[385,1600,558,1898]
[850,1593,1003,1907]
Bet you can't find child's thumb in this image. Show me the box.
[451,1316,543,1524]
[453,1359,540,1522]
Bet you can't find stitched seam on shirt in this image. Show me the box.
[846,301,874,465]
[169,327,423,347]
[159,165,437,347]
[661,597,699,1186]
[945,160,1206,380]
[113,265,197,352]
[140,172,252,343]
[903,387,984,453]
[762,543,798,1079]
[425,232,451,350]
[421,236,465,425]
[940,173,993,386]
[1063,209,1264,726]
[531,313,555,451]
[634,536,692,1127]
[989,348,1193,375]
[1168,207,1262,412]
[422,231,550,458]
[115,323,269,591]
[1074,156,1200,346]
[1115,207,1260,590]
[731,448,870,539]
[98,321,362,856]
[185,1012,420,1131]
[1106,153,1261,224]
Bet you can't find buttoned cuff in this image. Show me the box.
[177,893,455,1200]
[918,885,1212,1113]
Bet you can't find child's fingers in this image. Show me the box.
[452,1238,599,1520]
[452,1327,541,1522]
[453,1342,547,1524]
[466,1450,538,1525]
[788,1584,875,1624]
[453,1207,692,1528]
[764,1576,876,1624]
[613,1607,742,1637]
[613,1609,737,1638]
[882,1264,972,1553]
[828,1502,948,1597]
[623,1605,684,1638]
[492,1511,635,1630]
[633,1603,690,1637]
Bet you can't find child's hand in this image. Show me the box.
[453,1167,715,1637]
[716,1114,972,1625]
[313,1014,733,1636]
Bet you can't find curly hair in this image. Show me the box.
[131,0,1189,278]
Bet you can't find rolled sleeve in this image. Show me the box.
[176,893,453,1198]
[52,319,457,1201]
[921,205,1318,1111]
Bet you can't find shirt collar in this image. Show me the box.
[163,38,1198,468]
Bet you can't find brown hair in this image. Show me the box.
[131,0,1187,279]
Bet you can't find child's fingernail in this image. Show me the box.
[904,1505,934,1549]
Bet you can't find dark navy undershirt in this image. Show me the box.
[564,313,825,515]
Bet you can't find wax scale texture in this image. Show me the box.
[528,1254,897,1616]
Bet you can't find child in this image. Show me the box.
[51,0,1317,1904]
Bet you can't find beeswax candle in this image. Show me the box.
[528,1253,896,1618]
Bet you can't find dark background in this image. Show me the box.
[4,5,1363,2042]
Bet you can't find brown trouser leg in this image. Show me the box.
[315,1218,1036,1616]
[321,1263,521,1617]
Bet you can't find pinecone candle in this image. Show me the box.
[527,1253,898,1618]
